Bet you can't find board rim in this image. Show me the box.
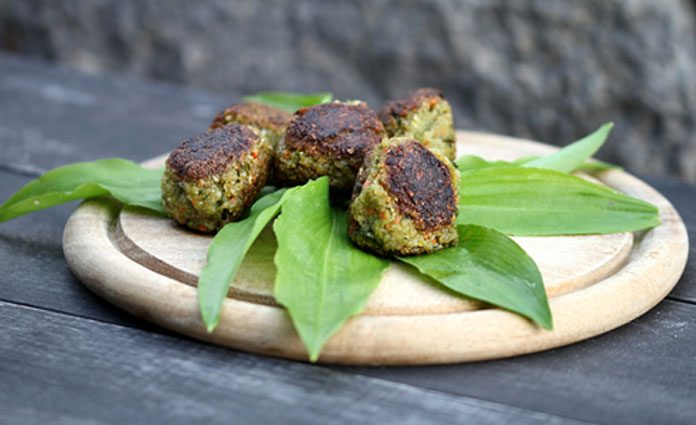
[62,130,689,365]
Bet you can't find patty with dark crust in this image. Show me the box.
[209,102,292,151]
[161,125,271,232]
[348,137,459,256]
[274,100,386,192]
[378,88,456,160]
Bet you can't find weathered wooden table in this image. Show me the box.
[1,52,694,425]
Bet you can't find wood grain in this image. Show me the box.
[355,298,696,425]
[62,131,689,364]
[2,301,586,425]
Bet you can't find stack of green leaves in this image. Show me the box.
[0,93,660,362]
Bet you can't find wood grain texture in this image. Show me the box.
[354,298,696,425]
[62,132,689,364]
[0,301,588,425]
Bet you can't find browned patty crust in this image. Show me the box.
[377,88,443,122]
[383,141,457,231]
[209,102,292,133]
[285,101,384,158]
[348,137,458,256]
[275,101,386,191]
[166,125,258,181]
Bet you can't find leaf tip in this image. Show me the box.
[538,302,554,331]
[200,307,220,333]
[205,319,219,334]
[541,317,554,331]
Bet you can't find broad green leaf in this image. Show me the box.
[273,177,389,361]
[198,189,289,332]
[399,225,552,329]
[523,122,614,172]
[456,154,619,174]
[458,167,659,235]
[0,159,165,222]
[242,91,333,113]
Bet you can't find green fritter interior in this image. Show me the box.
[381,96,456,161]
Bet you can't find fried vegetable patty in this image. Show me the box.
[162,125,271,232]
[274,101,386,192]
[378,88,456,160]
[348,137,459,256]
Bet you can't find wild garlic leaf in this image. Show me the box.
[273,177,389,361]
[523,122,614,172]
[198,189,288,332]
[398,225,552,329]
[456,154,619,174]
[458,167,659,235]
[456,123,616,174]
[0,159,165,222]
[242,91,333,113]
[455,155,531,171]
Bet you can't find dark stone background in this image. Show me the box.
[1,0,695,182]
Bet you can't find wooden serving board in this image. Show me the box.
[63,131,689,365]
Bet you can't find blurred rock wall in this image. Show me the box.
[2,0,696,181]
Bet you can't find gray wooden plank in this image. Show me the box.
[0,52,227,174]
[1,52,694,424]
[0,301,589,425]
[349,298,696,425]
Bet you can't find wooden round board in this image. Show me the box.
[63,131,689,365]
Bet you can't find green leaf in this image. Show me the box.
[523,122,614,172]
[242,91,333,113]
[198,189,288,332]
[458,167,660,235]
[455,155,531,171]
[456,123,618,174]
[273,177,389,361]
[456,154,619,174]
[398,225,552,329]
[0,159,165,222]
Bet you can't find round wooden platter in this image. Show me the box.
[63,131,689,365]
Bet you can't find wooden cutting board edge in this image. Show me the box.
[62,131,689,365]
